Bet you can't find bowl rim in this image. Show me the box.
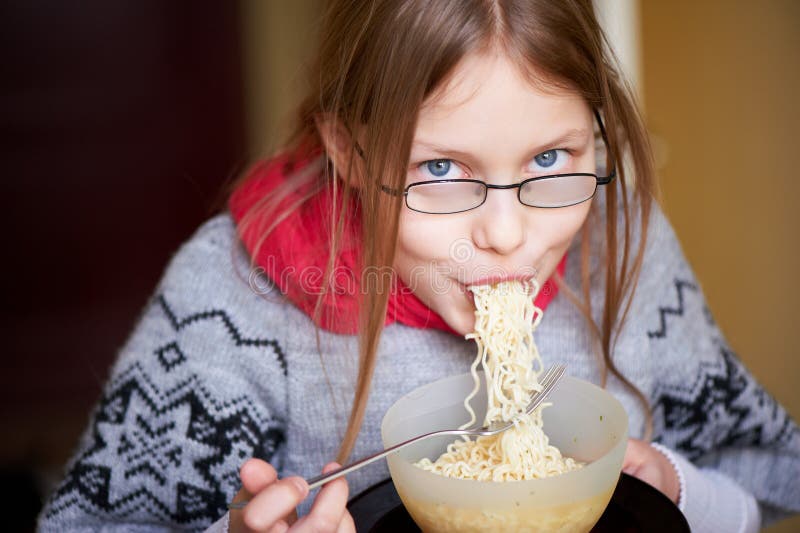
[381,372,629,488]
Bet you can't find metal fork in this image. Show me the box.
[228,363,566,510]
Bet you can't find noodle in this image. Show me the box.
[416,279,582,480]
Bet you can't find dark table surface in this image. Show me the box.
[347,473,690,532]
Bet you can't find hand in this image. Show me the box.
[229,458,355,533]
[623,438,681,504]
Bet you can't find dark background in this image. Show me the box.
[0,2,246,530]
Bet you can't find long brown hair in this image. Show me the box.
[231,0,656,463]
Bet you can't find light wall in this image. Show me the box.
[594,0,642,94]
[641,2,800,531]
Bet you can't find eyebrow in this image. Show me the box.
[411,128,592,159]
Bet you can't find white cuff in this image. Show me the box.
[204,511,230,533]
[650,442,686,510]
[651,444,760,533]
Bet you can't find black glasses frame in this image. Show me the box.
[375,109,616,215]
[386,173,613,214]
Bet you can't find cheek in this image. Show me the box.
[395,211,466,265]
[536,201,592,249]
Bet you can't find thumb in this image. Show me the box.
[239,459,278,498]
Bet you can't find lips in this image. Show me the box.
[454,265,541,305]
[465,286,476,305]
[464,272,537,289]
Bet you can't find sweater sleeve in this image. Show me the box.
[38,214,289,532]
[635,203,800,529]
[654,443,761,533]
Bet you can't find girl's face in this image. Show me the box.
[392,51,596,335]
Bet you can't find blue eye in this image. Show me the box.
[426,159,451,177]
[529,149,570,173]
[411,158,467,184]
[534,150,558,167]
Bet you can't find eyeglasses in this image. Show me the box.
[378,109,616,215]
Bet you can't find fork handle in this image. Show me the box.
[228,364,566,510]
[301,365,566,493]
[227,428,467,510]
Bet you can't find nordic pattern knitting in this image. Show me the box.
[37,190,800,530]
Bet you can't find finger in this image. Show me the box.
[240,459,279,496]
[624,438,645,458]
[336,510,356,533]
[321,461,344,475]
[631,460,659,484]
[622,438,646,474]
[314,462,349,514]
[267,520,290,533]
[621,441,673,497]
[293,463,349,533]
[242,477,309,532]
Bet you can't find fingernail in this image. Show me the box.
[323,462,341,474]
[290,477,308,497]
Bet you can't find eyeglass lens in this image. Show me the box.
[518,175,597,208]
[406,175,597,213]
[406,181,486,213]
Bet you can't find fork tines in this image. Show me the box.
[529,364,566,411]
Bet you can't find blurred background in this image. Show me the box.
[1,1,797,531]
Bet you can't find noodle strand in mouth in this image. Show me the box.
[416,279,583,481]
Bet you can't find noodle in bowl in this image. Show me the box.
[381,372,628,532]
[417,280,582,482]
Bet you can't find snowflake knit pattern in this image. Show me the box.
[38,191,799,531]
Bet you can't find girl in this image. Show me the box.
[39,1,799,532]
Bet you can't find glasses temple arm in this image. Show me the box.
[593,108,618,182]
[380,184,405,196]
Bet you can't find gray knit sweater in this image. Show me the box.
[38,192,799,532]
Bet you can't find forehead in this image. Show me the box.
[416,51,590,147]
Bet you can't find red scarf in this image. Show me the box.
[229,152,566,335]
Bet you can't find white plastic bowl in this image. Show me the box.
[381,373,628,533]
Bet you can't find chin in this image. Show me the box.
[443,316,472,337]
[439,299,475,336]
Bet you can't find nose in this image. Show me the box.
[472,187,527,255]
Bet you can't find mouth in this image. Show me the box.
[464,272,538,289]
[455,265,541,305]
[457,277,536,307]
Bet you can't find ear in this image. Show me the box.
[314,113,364,189]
